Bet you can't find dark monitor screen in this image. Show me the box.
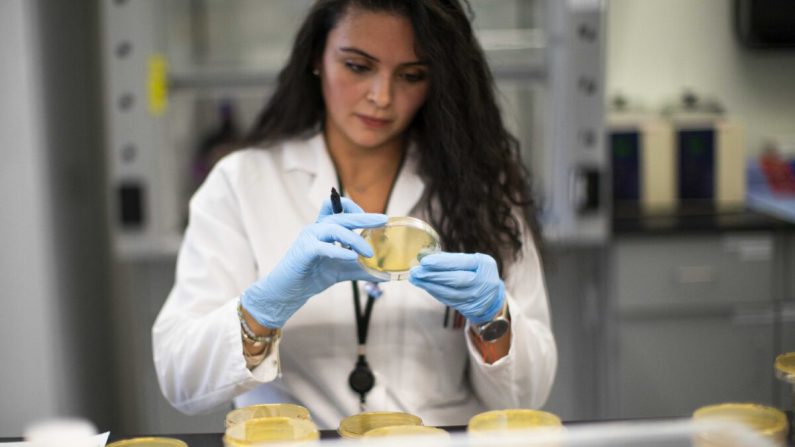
[736,0,795,48]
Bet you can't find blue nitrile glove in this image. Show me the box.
[408,252,505,325]
[241,197,387,329]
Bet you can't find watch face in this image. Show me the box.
[480,319,510,342]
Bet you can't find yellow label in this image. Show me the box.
[147,54,168,116]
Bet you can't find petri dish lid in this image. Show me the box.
[225,403,311,428]
[362,424,450,439]
[774,352,795,384]
[224,416,319,445]
[338,411,423,439]
[692,403,788,441]
[106,438,187,447]
[467,409,562,433]
[358,216,441,281]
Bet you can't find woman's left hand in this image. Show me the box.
[409,252,505,325]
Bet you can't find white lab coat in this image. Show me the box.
[152,132,557,429]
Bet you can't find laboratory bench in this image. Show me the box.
[612,205,795,235]
[3,415,781,445]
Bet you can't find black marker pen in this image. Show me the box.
[331,187,343,214]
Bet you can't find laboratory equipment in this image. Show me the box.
[337,412,423,439]
[358,216,441,281]
[664,91,746,210]
[223,416,320,446]
[608,97,676,213]
[225,403,312,428]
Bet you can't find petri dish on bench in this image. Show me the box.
[775,352,795,411]
[225,403,311,428]
[223,416,319,446]
[693,403,788,447]
[362,424,450,440]
[467,409,562,434]
[338,411,423,439]
[107,438,187,447]
[358,216,441,281]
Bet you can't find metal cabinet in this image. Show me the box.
[608,233,779,419]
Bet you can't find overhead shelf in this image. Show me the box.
[168,28,547,92]
[168,64,546,92]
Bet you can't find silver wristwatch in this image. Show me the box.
[473,301,511,342]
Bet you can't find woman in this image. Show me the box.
[153,0,556,429]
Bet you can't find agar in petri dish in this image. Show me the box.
[775,352,795,413]
[106,438,187,447]
[693,403,788,447]
[225,403,311,428]
[224,416,319,446]
[467,409,562,434]
[358,216,441,281]
[362,424,450,440]
[338,411,423,439]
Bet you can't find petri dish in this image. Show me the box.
[362,424,450,440]
[358,216,441,281]
[226,403,311,428]
[223,416,319,446]
[467,409,562,434]
[338,411,423,439]
[774,352,795,382]
[775,352,795,413]
[693,403,788,447]
[107,438,187,447]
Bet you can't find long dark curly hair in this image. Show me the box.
[247,0,540,273]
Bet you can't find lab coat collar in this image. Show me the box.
[283,132,425,216]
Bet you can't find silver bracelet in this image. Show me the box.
[237,300,280,345]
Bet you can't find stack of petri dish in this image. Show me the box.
[361,425,449,439]
[467,409,562,433]
[223,404,319,446]
[107,439,187,447]
[692,403,788,447]
[337,411,424,439]
[225,403,312,428]
[467,409,563,446]
[358,216,441,281]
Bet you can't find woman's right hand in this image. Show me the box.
[240,197,387,329]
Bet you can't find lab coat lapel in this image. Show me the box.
[288,133,425,216]
[307,133,338,212]
[281,132,337,216]
[387,144,425,216]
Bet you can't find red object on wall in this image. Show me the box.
[759,150,795,195]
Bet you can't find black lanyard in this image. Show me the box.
[337,152,405,408]
[348,280,376,406]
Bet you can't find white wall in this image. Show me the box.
[607,0,795,154]
[0,0,61,436]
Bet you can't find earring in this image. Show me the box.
[312,68,320,77]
